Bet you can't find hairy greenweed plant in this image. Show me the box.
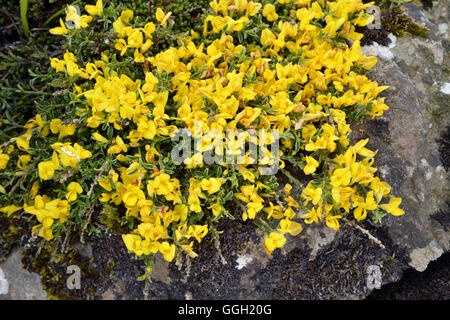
[0,0,405,281]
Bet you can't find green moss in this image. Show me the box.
[22,241,116,300]
[99,204,129,234]
[0,214,31,264]
[359,4,428,46]
[382,6,428,37]
[22,245,74,300]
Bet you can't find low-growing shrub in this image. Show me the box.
[0,0,404,280]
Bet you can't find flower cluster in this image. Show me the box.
[24,195,71,241]
[0,0,404,275]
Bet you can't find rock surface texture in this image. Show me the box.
[0,249,47,300]
[0,1,448,300]
[360,0,450,273]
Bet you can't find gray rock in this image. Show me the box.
[0,248,47,300]
[358,0,449,272]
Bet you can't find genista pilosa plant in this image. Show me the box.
[0,0,405,279]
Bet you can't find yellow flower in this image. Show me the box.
[127,29,144,49]
[122,234,142,254]
[49,119,62,134]
[51,143,91,167]
[264,202,284,219]
[24,195,70,240]
[12,131,32,151]
[304,156,319,175]
[262,4,278,22]
[141,239,161,255]
[17,155,32,171]
[159,241,176,262]
[235,107,261,127]
[50,119,76,138]
[49,18,69,35]
[278,219,303,236]
[325,214,342,230]
[204,16,230,34]
[172,204,188,221]
[284,183,292,195]
[305,136,327,152]
[243,202,264,221]
[208,203,223,216]
[380,197,404,216]
[123,185,146,207]
[108,136,128,154]
[302,183,322,205]
[180,242,198,258]
[260,29,276,46]
[189,225,208,243]
[148,173,176,196]
[98,177,112,191]
[85,0,103,16]
[246,1,262,16]
[264,232,286,255]
[30,181,40,198]
[284,207,296,219]
[296,7,317,31]
[188,193,202,213]
[120,9,134,22]
[92,132,109,143]
[300,206,322,224]
[38,160,58,180]
[66,182,83,202]
[330,168,352,188]
[370,177,391,202]
[0,205,21,217]
[39,227,54,241]
[239,165,255,182]
[0,154,9,169]
[200,178,222,194]
[302,124,317,140]
[353,191,377,221]
[65,5,92,29]
[156,8,172,27]
[138,221,167,241]
[143,22,156,38]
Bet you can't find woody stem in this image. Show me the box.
[343,217,386,250]
[280,168,303,188]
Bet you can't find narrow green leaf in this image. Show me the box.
[20,0,29,38]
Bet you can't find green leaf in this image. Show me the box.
[137,274,148,281]
[20,0,29,38]
[222,191,233,203]
[127,167,139,175]
[223,209,235,220]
